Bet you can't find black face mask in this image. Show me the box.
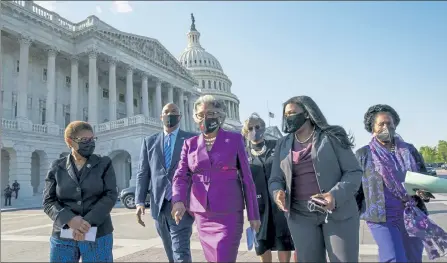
[283,113,307,134]
[77,141,95,158]
[376,127,395,143]
[162,115,180,128]
[201,117,219,134]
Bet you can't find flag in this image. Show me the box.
[268,112,275,118]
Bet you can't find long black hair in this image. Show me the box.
[282,96,355,149]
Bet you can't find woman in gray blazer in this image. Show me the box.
[269,96,363,262]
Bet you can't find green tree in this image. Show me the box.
[419,146,438,163]
[436,140,447,163]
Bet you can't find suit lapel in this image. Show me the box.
[79,155,101,184]
[155,132,167,172]
[197,133,212,168]
[280,134,293,183]
[65,156,79,184]
[168,130,186,172]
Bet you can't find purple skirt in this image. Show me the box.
[194,211,244,262]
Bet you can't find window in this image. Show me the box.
[14,102,17,118]
[42,68,47,81]
[65,76,71,87]
[103,89,109,98]
[208,80,211,89]
[64,113,70,127]
[119,93,125,103]
[27,97,32,109]
[16,60,20,73]
[133,98,138,107]
[41,108,46,125]
[202,80,205,89]
[219,82,222,90]
[214,81,216,89]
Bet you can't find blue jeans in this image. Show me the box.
[50,233,113,262]
[368,221,424,263]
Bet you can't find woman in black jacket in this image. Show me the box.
[242,113,294,262]
[43,121,118,262]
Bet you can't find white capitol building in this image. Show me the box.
[0,1,282,198]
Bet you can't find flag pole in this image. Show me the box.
[267,101,271,127]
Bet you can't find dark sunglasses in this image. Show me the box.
[248,125,261,131]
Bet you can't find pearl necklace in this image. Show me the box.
[204,137,216,146]
[295,127,315,144]
[251,145,267,156]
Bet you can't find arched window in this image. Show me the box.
[208,80,211,89]
[219,82,222,90]
[202,80,205,88]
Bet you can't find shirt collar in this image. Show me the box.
[164,127,180,137]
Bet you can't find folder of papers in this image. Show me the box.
[60,226,98,242]
[405,171,447,195]
[246,227,258,251]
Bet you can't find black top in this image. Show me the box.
[248,140,291,240]
[43,154,118,239]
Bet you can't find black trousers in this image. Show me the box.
[14,190,19,199]
[4,196,11,206]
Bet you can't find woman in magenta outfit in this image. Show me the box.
[171,95,261,263]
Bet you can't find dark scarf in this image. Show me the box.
[369,137,447,260]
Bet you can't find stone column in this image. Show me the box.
[178,89,186,130]
[188,96,195,131]
[155,80,162,117]
[126,66,134,117]
[44,47,57,124]
[167,85,174,103]
[70,56,79,121]
[16,35,32,121]
[184,97,190,131]
[108,57,117,121]
[13,145,33,198]
[141,73,149,117]
[87,46,98,124]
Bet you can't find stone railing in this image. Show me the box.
[6,1,96,33]
[96,115,162,133]
[2,115,162,136]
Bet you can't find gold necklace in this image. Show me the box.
[251,145,267,156]
[295,127,315,144]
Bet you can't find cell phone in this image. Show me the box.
[311,196,328,206]
[413,189,435,199]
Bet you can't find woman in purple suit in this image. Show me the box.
[171,95,261,263]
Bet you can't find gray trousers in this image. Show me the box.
[287,202,360,262]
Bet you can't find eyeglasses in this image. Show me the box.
[248,125,261,131]
[71,137,97,143]
[195,111,220,120]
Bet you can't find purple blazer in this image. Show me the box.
[172,129,260,221]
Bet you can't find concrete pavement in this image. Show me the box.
[1,194,447,262]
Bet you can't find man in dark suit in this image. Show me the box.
[135,102,196,263]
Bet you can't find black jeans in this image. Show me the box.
[4,196,11,206]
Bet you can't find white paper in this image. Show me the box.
[60,226,97,242]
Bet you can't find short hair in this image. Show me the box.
[64,121,94,141]
[363,104,400,133]
[193,95,227,114]
[241,113,266,137]
[193,95,227,125]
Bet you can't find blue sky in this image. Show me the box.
[36,1,447,150]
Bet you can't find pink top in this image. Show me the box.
[291,142,320,201]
